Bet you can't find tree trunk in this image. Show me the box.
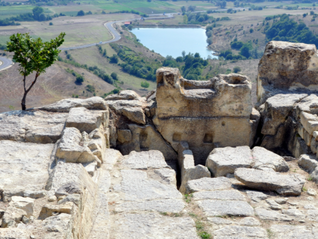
[21,92,27,111]
[21,73,39,111]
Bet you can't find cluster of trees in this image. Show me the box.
[163,52,208,80]
[65,68,85,85]
[180,5,196,13]
[0,7,52,26]
[265,14,318,46]
[77,10,93,16]
[219,39,259,60]
[110,43,161,82]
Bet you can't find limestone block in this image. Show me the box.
[154,67,253,164]
[9,196,34,217]
[66,107,108,133]
[37,96,108,112]
[105,90,142,101]
[298,124,305,139]
[261,94,307,135]
[213,226,267,239]
[153,168,177,186]
[119,107,146,125]
[1,207,26,228]
[300,111,318,135]
[296,94,318,117]
[106,99,146,125]
[120,124,177,161]
[109,213,199,239]
[206,146,253,177]
[235,168,305,196]
[270,224,315,239]
[313,131,318,140]
[122,150,169,170]
[246,190,269,203]
[104,148,123,170]
[311,137,318,154]
[197,200,254,217]
[117,129,132,143]
[178,142,211,193]
[257,41,318,103]
[56,127,97,163]
[115,169,184,213]
[304,129,313,147]
[23,190,46,199]
[39,202,74,220]
[186,177,232,193]
[251,146,289,172]
[0,141,54,202]
[193,189,246,201]
[42,213,73,239]
[250,107,260,146]
[0,110,67,143]
[0,229,31,238]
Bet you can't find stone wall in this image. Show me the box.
[154,67,256,164]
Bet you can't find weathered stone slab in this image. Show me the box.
[255,207,292,221]
[56,127,97,163]
[235,168,305,196]
[178,142,211,193]
[105,90,142,101]
[198,200,254,217]
[206,146,253,177]
[252,146,289,172]
[120,170,181,201]
[245,190,269,203]
[213,225,267,239]
[122,150,169,170]
[37,96,108,112]
[109,213,199,239]
[193,190,245,201]
[298,154,318,173]
[186,177,232,193]
[0,110,67,143]
[0,228,31,238]
[0,141,54,201]
[42,213,74,239]
[270,224,316,239]
[66,107,108,133]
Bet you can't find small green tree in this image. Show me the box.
[141,81,149,88]
[233,66,241,73]
[7,32,65,110]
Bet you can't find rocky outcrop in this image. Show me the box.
[257,41,318,104]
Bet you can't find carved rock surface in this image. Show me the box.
[0,110,67,143]
[206,146,253,177]
[235,168,305,195]
[0,140,54,202]
[37,96,108,112]
[257,41,318,103]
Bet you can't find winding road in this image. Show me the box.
[0,56,13,71]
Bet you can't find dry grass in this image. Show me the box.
[0,61,115,112]
[0,13,140,46]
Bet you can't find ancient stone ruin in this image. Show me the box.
[1,41,318,238]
